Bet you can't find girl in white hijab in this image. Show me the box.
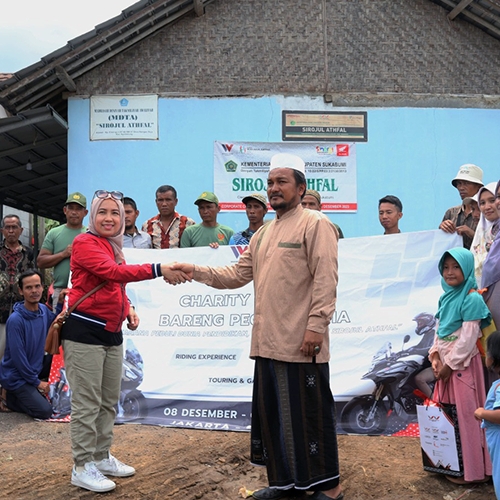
[471,182,500,285]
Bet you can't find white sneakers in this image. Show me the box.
[71,462,116,492]
[95,454,136,477]
[71,455,135,492]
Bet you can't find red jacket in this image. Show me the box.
[69,232,157,332]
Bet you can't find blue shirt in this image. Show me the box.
[0,301,55,390]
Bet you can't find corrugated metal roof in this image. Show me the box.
[0,0,211,220]
[0,106,68,221]
[0,0,213,116]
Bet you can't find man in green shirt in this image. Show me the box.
[37,192,88,309]
[180,192,234,248]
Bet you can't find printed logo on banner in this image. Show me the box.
[337,144,350,156]
[120,98,129,107]
[231,246,248,258]
[315,146,335,155]
[225,160,238,173]
[221,143,234,152]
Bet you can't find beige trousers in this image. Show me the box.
[63,339,123,466]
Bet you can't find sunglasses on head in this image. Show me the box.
[93,190,124,201]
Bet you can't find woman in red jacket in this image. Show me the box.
[62,190,186,493]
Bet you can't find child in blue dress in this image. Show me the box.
[475,331,500,499]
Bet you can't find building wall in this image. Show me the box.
[76,0,500,99]
[68,0,500,238]
[67,96,500,238]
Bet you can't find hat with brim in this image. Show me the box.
[242,193,268,209]
[269,153,305,174]
[451,164,483,187]
[65,192,87,208]
[195,192,219,206]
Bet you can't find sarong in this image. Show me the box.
[250,357,340,491]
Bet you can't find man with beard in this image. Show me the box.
[123,197,152,249]
[37,192,88,309]
[172,153,342,500]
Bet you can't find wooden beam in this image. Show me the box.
[441,0,500,37]
[194,0,204,16]
[448,0,474,21]
[55,65,77,92]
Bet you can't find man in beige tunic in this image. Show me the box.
[173,153,342,500]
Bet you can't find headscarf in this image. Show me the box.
[87,194,125,264]
[471,182,500,284]
[482,180,500,289]
[436,247,491,339]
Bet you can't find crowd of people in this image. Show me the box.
[0,158,499,499]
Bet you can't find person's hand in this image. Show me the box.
[58,288,69,304]
[38,381,50,394]
[431,357,443,378]
[209,242,219,249]
[127,306,140,330]
[438,363,453,383]
[300,329,323,357]
[160,264,191,285]
[439,220,456,233]
[62,244,73,258]
[474,407,485,421]
[456,225,474,239]
[168,263,195,283]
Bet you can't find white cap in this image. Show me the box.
[269,153,305,174]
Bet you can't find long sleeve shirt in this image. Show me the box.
[194,204,338,363]
[429,320,481,371]
[0,302,55,390]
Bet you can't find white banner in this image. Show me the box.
[90,95,158,140]
[213,141,357,212]
[109,230,461,433]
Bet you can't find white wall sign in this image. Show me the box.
[90,95,158,140]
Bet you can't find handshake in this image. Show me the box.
[160,263,194,285]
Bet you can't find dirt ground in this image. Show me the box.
[0,412,496,500]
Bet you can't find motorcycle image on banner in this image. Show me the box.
[340,312,436,435]
[47,339,148,422]
[116,339,148,422]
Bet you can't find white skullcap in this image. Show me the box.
[269,153,305,174]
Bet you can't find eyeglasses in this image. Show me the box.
[2,225,21,231]
[93,190,124,201]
